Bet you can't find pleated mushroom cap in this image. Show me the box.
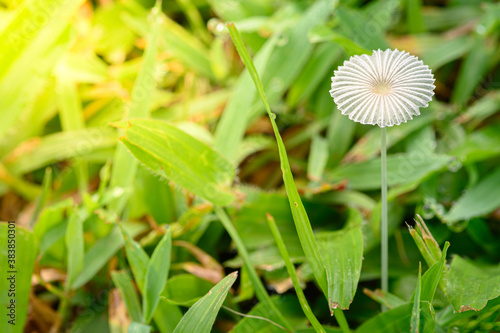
[330,49,435,127]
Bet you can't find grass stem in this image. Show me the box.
[215,206,295,332]
[381,127,388,312]
[266,213,326,333]
[333,308,351,333]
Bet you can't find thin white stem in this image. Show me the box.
[381,127,388,312]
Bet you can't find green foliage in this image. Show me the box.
[0,224,35,333]
[143,228,172,323]
[2,0,500,332]
[172,272,237,333]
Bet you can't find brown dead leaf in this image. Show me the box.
[109,288,131,333]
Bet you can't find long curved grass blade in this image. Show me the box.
[266,214,325,333]
[227,21,350,329]
[173,272,238,333]
[215,207,294,331]
[226,20,327,296]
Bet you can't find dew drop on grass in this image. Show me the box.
[207,18,225,35]
[270,77,283,92]
[447,158,462,172]
[270,112,277,120]
[277,34,289,46]
[421,203,435,219]
[476,24,486,35]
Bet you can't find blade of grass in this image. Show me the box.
[111,271,143,323]
[29,167,52,228]
[226,20,326,295]
[115,119,235,206]
[174,0,210,43]
[120,224,150,293]
[410,263,422,333]
[128,322,151,333]
[0,223,36,333]
[266,213,325,333]
[143,228,172,324]
[406,0,425,33]
[72,221,147,289]
[214,206,294,332]
[172,272,238,333]
[416,242,449,303]
[226,23,350,330]
[214,35,276,162]
[65,210,84,291]
[0,0,84,140]
[4,128,117,175]
[56,75,88,194]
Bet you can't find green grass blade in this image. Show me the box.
[174,0,210,43]
[72,221,147,289]
[308,25,371,56]
[410,263,422,333]
[0,0,84,140]
[173,272,238,333]
[153,300,183,333]
[115,119,235,206]
[143,228,172,323]
[364,289,406,309]
[307,135,329,182]
[421,36,471,70]
[214,206,294,331]
[120,224,150,293]
[445,166,500,223]
[327,110,356,166]
[0,223,36,333]
[329,154,451,191]
[227,22,352,328]
[29,167,52,228]
[65,210,85,290]
[111,271,143,323]
[128,322,151,333]
[56,76,88,193]
[258,0,332,108]
[266,213,325,333]
[419,242,450,303]
[451,35,496,106]
[227,21,327,296]
[214,36,276,161]
[406,0,426,33]
[4,128,117,175]
[109,1,161,214]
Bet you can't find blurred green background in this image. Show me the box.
[1,0,500,332]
